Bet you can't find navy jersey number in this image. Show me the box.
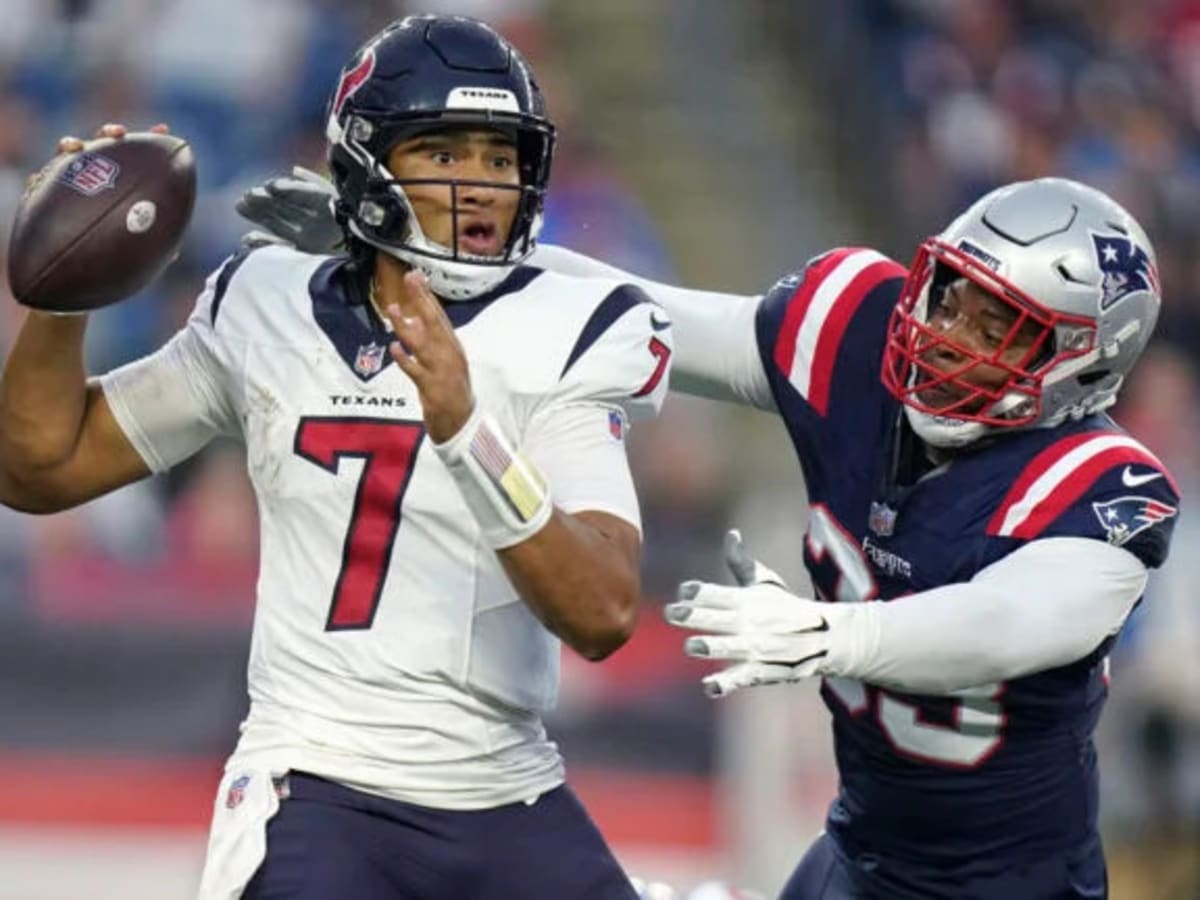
[809,505,1005,769]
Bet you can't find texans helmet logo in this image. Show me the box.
[1092,495,1176,547]
[331,50,377,122]
[1092,232,1159,310]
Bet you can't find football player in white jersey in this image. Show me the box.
[0,15,673,900]
[245,150,1180,896]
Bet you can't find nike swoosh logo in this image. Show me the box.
[649,311,671,331]
[1122,466,1163,488]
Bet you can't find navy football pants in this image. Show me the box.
[242,773,638,900]
[779,835,859,900]
[779,833,1108,900]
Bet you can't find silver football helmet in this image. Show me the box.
[881,177,1161,447]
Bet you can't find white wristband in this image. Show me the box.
[434,406,553,549]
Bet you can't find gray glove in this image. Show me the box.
[236,166,343,254]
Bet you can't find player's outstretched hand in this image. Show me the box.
[236,167,342,254]
[380,265,475,443]
[665,529,840,697]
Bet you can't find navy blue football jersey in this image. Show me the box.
[754,248,1180,891]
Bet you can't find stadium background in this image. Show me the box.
[0,1,1196,897]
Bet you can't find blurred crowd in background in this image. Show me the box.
[0,1,1195,898]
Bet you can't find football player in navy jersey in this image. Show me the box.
[245,139,1177,897]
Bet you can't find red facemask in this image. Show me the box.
[881,239,1096,428]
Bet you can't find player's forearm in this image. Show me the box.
[532,244,774,409]
[433,405,640,658]
[0,311,90,474]
[826,538,1146,694]
[498,510,640,661]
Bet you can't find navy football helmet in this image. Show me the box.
[325,15,555,299]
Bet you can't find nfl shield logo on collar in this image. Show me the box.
[58,152,120,196]
[354,342,386,377]
[869,501,897,537]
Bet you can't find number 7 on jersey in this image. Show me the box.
[295,417,426,630]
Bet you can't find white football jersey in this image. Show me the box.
[101,243,671,809]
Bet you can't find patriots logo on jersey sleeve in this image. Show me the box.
[1092,495,1177,546]
[1092,233,1158,310]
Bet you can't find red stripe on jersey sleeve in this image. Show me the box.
[806,258,907,415]
[772,248,858,378]
[986,432,1100,535]
[1010,444,1173,539]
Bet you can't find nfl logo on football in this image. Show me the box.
[354,342,387,377]
[58,153,120,197]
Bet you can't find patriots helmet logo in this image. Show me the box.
[1092,232,1159,310]
[1092,495,1177,547]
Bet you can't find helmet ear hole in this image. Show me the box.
[1077,370,1110,387]
[928,261,958,309]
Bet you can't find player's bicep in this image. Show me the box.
[571,508,641,577]
[862,537,1148,692]
[972,537,1147,657]
[3,384,152,513]
[526,403,642,535]
[99,318,239,474]
[61,384,155,501]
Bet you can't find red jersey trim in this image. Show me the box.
[772,249,905,416]
[988,432,1176,539]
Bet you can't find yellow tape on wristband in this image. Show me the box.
[469,419,549,523]
[499,457,548,521]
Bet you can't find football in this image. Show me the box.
[6,132,196,313]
